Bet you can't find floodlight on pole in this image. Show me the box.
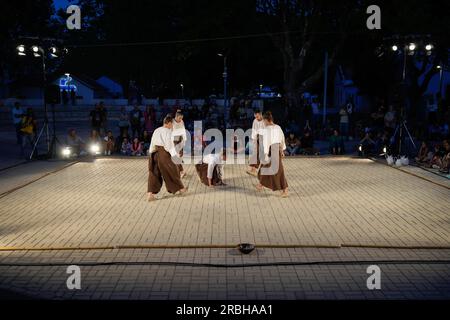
[408,43,416,51]
[17,45,26,56]
[391,45,398,52]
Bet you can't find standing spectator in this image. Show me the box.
[384,105,396,133]
[285,133,301,156]
[144,105,156,134]
[130,137,143,156]
[339,106,349,140]
[89,104,102,133]
[62,90,69,105]
[98,101,108,136]
[141,130,151,155]
[103,130,115,156]
[129,105,143,138]
[118,106,130,137]
[20,108,37,157]
[11,102,24,146]
[329,129,345,155]
[70,88,76,105]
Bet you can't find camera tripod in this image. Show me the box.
[391,118,416,156]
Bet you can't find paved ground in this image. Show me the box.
[0,157,449,299]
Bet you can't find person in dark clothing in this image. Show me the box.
[300,130,319,155]
[129,105,143,138]
[89,104,102,133]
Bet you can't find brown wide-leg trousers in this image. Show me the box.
[258,144,288,191]
[148,146,184,194]
[250,134,262,168]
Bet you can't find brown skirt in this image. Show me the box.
[258,144,288,191]
[195,163,222,186]
[148,146,184,194]
[249,134,262,168]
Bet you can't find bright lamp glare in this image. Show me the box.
[17,45,26,56]
[32,46,39,53]
[425,44,433,51]
[62,147,71,157]
[391,45,398,52]
[383,146,387,154]
[358,145,362,152]
[408,43,416,51]
[90,144,100,154]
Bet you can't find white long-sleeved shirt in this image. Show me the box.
[149,126,178,157]
[251,118,265,140]
[172,119,187,145]
[203,153,223,179]
[262,124,286,156]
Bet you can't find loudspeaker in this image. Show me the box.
[45,85,61,104]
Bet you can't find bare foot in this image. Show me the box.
[180,171,186,179]
[179,187,188,195]
[280,190,288,198]
[255,184,263,191]
[147,193,157,202]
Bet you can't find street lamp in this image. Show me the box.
[218,53,228,122]
[180,83,184,99]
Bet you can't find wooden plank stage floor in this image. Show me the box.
[0,157,449,249]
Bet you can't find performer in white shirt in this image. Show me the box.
[172,111,187,178]
[256,111,288,197]
[148,115,187,201]
[246,110,265,176]
[195,149,227,187]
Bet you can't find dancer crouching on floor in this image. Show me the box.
[195,149,227,187]
[147,114,188,201]
[256,111,288,198]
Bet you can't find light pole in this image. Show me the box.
[218,53,228,122]
[180,83,184,99]
[16,43,65,159]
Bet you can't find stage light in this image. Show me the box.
[17,45,26,56]
[358,145,363,152]
[62,147,71,157]
[383,146,387,154]
[408,43,416,51]
[90,144,101,155]
[437,65,442,70]
[391,45,398,52]
[50,47,58,58]
[425,44,433,51]
[32,46,41,57]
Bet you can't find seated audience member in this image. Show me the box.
[120,137,131,156]
[438,140,450,174]
[428,144,444,169]
[65,129,85,156]
[415,141,429,163]
[329,129,345,155]
[285,133,300,156]
[141,130,151,155]
[130,137,143,156]
[359,131,376,155]
[300,130,319,155]
[87,129,103,154]
[103,130,115,155]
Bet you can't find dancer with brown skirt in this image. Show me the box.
[148,115,188,201]
[247,110,265,176]
[195,149,227,187]
[256,111,288,197]
[172,110,187,178]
